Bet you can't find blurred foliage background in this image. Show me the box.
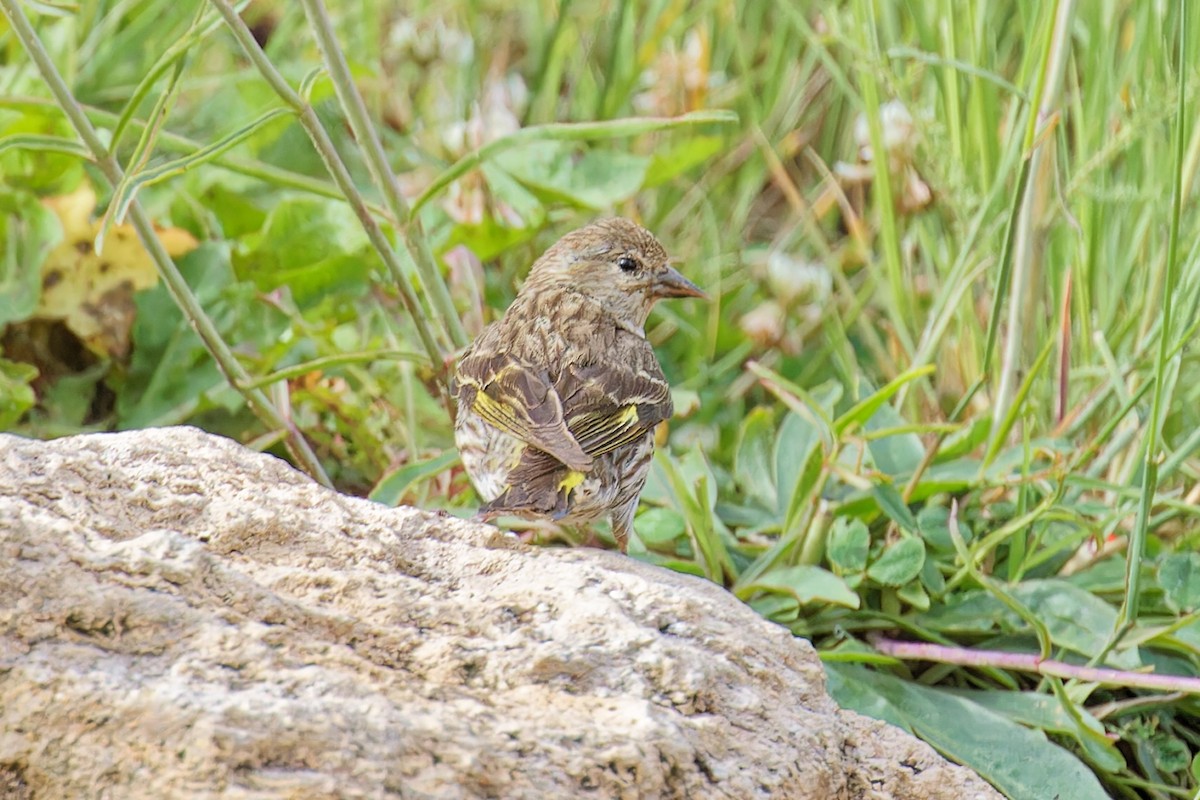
[3,0,1200,797]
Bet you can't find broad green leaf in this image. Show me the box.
[774,410,819,517]
[896,580,930,610]
[750,362,838,454]
[871,483,918,532]
[920,557,946,595]
[233,196,371,308]
[633,507,687,546]
[1148,731,1191,774]
[916,504,974,552]
[905,458,978,499]
[916,590,1015,634]
[827,517,870,573]
[0,191,62,326]
[480,161,546,227]
[863,401,925,477]
[441,217,541,262]
[120,245,285,428]
[410,111,738,215]
[0,358,38,430]
[826,665,1111,800]
[748,593,800,623]
[643,135,726,187]
[493,141,649,209]
[1008,580,1139,668]
[735,565,859,609]
[369,450,460,506]
[0,106,84,192]
[1159,552,1200,613]
[943,688,1123,772]
[734,406,778,511]
[866,536,925,586]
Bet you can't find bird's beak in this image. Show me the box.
[653,266,707,299]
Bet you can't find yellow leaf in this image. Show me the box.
[37,183,198,359]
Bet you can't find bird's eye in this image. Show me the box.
[617,256,639,272]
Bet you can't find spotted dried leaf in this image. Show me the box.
[36,184,198,358]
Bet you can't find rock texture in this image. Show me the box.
[0,427,1001,799]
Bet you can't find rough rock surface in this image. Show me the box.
[0,427,1001,799]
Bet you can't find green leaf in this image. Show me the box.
[0,358,39,429]
[826,665,1112,800]
[833,364,934,435]
[493,142,649,209]
[943,688,1123,773]
[916,590,1014,634]
[748,593,800,623]
[643,135,726,187]
[369,450,460,507]
[1149,731,1191,774]
[233,196,371,308]
[734,406,778,511]
[863,401,925,477]
[633,506,687,546]
[120,244,285,428]
[936,417,991,462]
[896,580,930,610]
[772,410,820,515]
[441,216,541,262]
[827,517,870,573]
[0,190,62,326]
[871,483,918,532]
[917,504,973,552]
[1159,552,1200,613]
[1008,580,1138,668]
[735,565,859,609]
[411,111,738,216]
[866,537,926,586]
[480,161,547,227]
[0,107,84,192]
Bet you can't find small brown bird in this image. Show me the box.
[454,217,705,551]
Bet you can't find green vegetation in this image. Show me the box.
[3,1,1199,796]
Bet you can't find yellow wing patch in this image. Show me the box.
[614,404,639,426]
[557,469,586,493]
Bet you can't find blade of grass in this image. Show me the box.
[1115,0,1189,632]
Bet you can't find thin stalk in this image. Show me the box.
[205,0,449,405]
[990,0,1075,452]
[1,97,389,215]
[869,636,1200,694]
[1116,0,1189,630]
[297,0,467,350]
[852,0,914,360]
[0,0,332,487]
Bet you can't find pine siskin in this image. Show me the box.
[454,217,705,551]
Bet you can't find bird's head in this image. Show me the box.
[521,217,706,331]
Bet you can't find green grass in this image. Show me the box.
[3,1,1200,797]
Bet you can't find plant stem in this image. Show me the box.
[206,0,451,406]
[0,0,332,488]
[298,0,468,350]
[990,0,1075,452]
[869,635,1200,694]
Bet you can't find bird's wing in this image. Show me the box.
[456,351,593,471]
[559,361,674,459]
